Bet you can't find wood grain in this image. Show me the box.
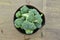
[0,0,60,40]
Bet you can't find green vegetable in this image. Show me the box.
[34,14,42,28]
[22,13,29,18]
[16,11,21,18]
[22,12,35,22]
[20,6,29,13]
[34,22,42,28]
[27,12,35,22]
[14,17,25,28]
[29,9,39,15]
[25,30,33,34]
[22,21,36,30]
[14,5,43,34]
[34,14,42,23]
[22,21,36,34]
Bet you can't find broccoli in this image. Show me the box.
[34,14,43,28]
[14,5,43,34]
[27,11,35,22]
[25,30,33,34]
[20,5,29,13]
[34,14,42,23]
[16,11,21,18]
[22,13,29,18]
[22,20,36,34]
[29,9,39,15]
[14,17,25,28]
[22,12,35,22]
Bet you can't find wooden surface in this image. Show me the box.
[0,0,60,40]
[43,0,60,40]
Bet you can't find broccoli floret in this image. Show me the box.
[22,21,36,34]
[34,22,42,28]
[22,12,35,22]
[29,9,39,15]
[16,11,21,18]
[34,14,42,24]
[33,14,43,28]
[20,5,29,13]
[25,30,33,34]
[26,12,35,22]
[14,17,25,28]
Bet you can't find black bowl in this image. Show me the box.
[13,5,45,35]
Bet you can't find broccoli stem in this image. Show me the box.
[25,30,33,34]
[41,14,43,17]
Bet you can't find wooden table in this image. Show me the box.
[0,0,60,40]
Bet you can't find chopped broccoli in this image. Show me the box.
[14,5,43,34]
[34,14,42,24]
[27,12,35,22]
[16,11,21,18]
[34,14,43,28]
[22,20,36,34]
[29,9,39,15]
[25,30,33,34]
[14,17,25,28]
[20,6,29,13]
[22,13,29,18]
[22,12,35,22]
[22,21,36,30]
[34,22,42,28]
